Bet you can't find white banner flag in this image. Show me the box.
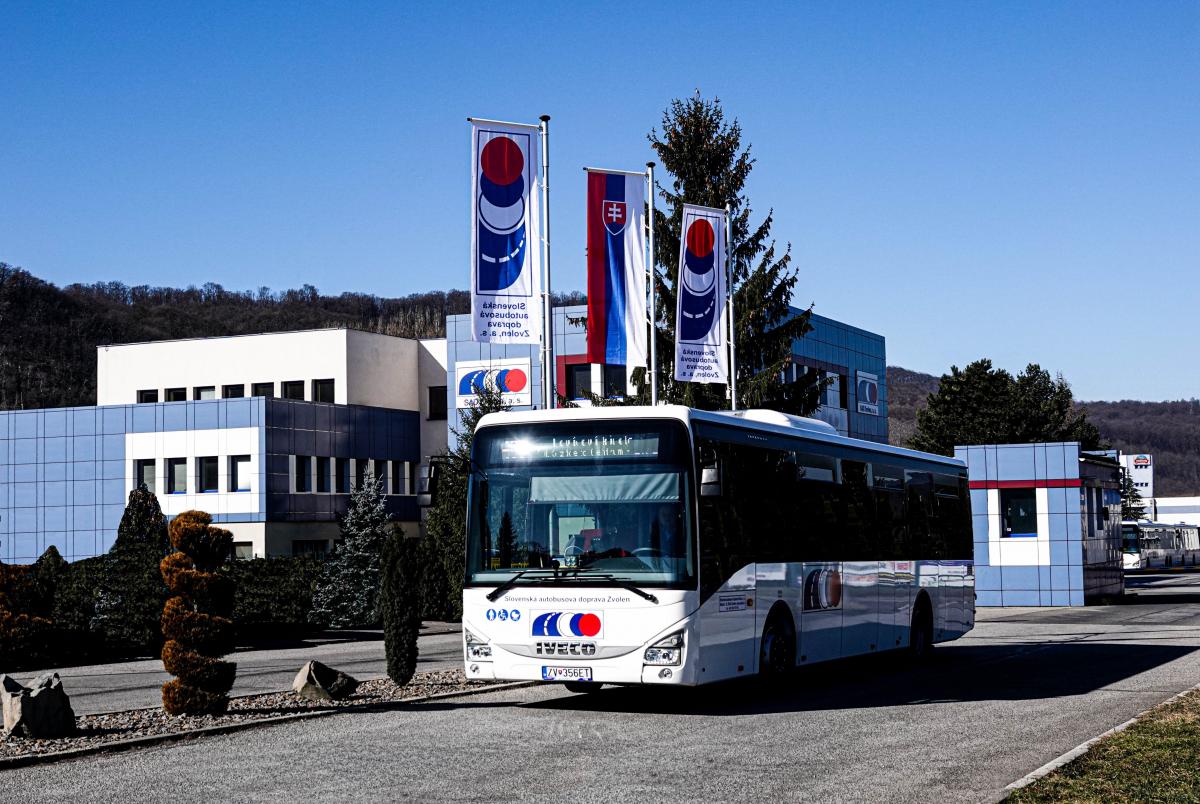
[674,203,728,384]
[470,121,542,344]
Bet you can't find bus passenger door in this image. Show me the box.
[697,563,757,681]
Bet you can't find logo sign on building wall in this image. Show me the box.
[455,358,532,409]
[856,371,880,416]
[1133,455,1151,468]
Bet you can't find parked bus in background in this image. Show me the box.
[1122,521,1200,570]
[455,405,974,690]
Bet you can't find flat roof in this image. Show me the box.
[97,327,441,349]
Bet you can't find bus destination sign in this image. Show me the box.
[501,434,659,462]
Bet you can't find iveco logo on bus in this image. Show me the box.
[531,611,603,638]
[535,641,597,656]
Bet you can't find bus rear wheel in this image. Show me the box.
[759,610,796,677]
[909,598,934,663]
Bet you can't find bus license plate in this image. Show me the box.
[542,666,592,682]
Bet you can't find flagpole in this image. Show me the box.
[725,203,737,411]
[646,162,658,406]
[539,114,555,410]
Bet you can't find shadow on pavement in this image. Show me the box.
[519,640,1197,718]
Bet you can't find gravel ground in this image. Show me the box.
[0,669,491,761]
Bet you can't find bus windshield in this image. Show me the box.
[466,420,696,589]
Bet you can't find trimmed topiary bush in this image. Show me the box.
[160,510,236,715]
[380,533,421,686]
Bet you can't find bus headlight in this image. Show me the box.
[465,628,492,660]
[644,632,684,666]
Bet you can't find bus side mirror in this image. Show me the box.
[417,463,438,508]
[701,463,722,497]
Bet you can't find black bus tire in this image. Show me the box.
[759,606,796,678]
[909,595,934,663]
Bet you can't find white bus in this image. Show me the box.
[1122,520,1200,570]
[460,405,974,690]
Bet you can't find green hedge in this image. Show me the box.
[223,556,323,635]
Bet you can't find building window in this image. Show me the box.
[355,458,369,489]
[222,384,245,399]
[194,386,216,401]
[229,455,251,492]
[838,374,849,409]
[373,459,388,492]
[602,364,626,398]
[295,456,311,493]
[166,458,187,494]
[316,456,331,493]
[313,379,335,403]
[251,382,274,398]
[197,456,219,493]
[135,459,156,493]
[1001,488,1038,537]
[165,387,186,402]
[292,539,328,557]
[428,386,448,421]
[335,458,350,493]
[566,363,591,400]
[282,381,304,400]
[233,542,254,560]
[390,460,404,495]
[137,389,158,403]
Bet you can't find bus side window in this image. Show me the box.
[840,460,877,561]
[697,438,753,599]
[906,472,935,559]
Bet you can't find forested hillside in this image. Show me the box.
[0,264,582,410]
[886,366,1200,496]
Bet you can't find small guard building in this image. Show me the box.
[955,442,1123,606]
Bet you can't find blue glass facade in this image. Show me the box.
[0,398,419,564]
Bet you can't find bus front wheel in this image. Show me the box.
[759,609,796,677]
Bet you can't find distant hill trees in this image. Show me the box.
[0,264,581,410]
[888,365,1200,496]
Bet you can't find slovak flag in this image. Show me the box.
[586,170,647,380]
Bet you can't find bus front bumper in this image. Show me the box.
[464,643,699,686]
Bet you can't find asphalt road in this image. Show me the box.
[15,624,463,715]
[6,574,1200,803]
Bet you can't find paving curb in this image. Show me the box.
[0,680,536,771]
[998,682,1200,800]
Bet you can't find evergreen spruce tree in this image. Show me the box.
[309,475,392,629]
[380,532,420,685]
[423,385,510,620]
[648,93,825,414]
[1120,470,1147,521]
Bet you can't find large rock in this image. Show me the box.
[291,660,359,701]
[1,672,77,738]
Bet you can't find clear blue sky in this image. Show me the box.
[3,1,1196,401]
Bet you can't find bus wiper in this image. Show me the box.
[550,570,659,604]
[486,569,557,601]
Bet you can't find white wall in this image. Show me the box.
[345,330,419,410]
[417,338,449,461]
[125,427,262,518]
[98,330,351,405]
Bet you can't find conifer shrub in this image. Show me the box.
[0,560,55,671]
[380,533,421,686]
[160,510,236,715]
[309,476,391,629]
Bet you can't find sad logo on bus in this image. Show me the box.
[531,611,603,638]
[803,569,842,611]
